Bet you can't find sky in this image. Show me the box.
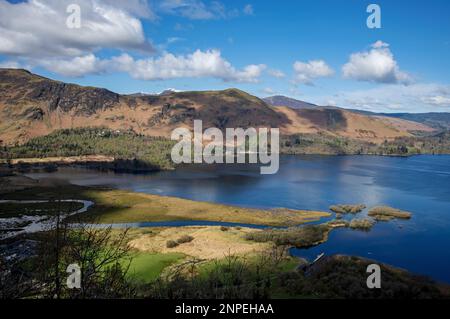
[0,0,450,113]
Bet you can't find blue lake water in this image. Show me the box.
[27,155,450,283]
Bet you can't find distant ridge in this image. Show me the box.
[346,110,450,130]
[263,95,318,109]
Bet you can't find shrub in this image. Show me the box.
[166,240,179,248]
[329,204,366,214]
[177,235,194,244]
[349,218,374,230]
[220,226,229,232]
[244,225,330,248]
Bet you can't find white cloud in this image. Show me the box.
[19,49,266,82]
[421,95,450,106]
[323,83,450,112]
[111,49,266,82]
[268,69,285,78]
[0,0,153,58]
[38,54,108,77]
[342,41,412,84]
[243,4,254,15]
[0,0,265,83]
[293,60,334,84]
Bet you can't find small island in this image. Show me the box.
[368,206,412,221]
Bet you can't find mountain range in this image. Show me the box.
[0,68,444,146]
[263,96,450,130]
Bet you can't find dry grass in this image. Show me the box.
[82,188,331,226]
[129,226,271,260]
[368,206,412,220]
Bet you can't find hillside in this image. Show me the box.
[346,108,450,130]
[0,69,289,144]
[0,69,435,146]
[379,112,450,130]
[265,95,436,142]
[263,95,318,109]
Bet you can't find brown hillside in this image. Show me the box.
[0,68,434,145]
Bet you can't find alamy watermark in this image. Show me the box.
[66,263,81,289]
[66,4,81,29]
[170,120,280,175]
[366,264,381,288]
[367,4,381,29]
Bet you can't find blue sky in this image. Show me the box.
[1,0,450,112]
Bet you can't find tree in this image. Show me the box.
[34,217,135,299]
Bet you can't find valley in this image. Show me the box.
[1,68,450,299]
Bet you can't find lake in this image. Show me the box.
[26,155,450,283]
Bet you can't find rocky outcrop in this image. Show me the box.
[0,68,120,116]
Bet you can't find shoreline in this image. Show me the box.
[1,173,448,287]
[2,152,450,177]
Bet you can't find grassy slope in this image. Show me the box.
[126,252,185,283]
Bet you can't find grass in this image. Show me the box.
[80,188,331,226]
[128,226,271,260]
[195,254,300,281]
[125,252,185,284]
[1,184,330,226]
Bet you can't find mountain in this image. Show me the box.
[263,95,318,109]
[265,94,450,133]
[0,69,435,145]
[0,69,287,144]
[377,113,450,130]
[346,109,450,131]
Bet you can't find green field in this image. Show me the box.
[126,252,185,283]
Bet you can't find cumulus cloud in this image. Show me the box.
[111,49,266,82]
[322,83,450,112]
[0,0,266,83]
[0,0,153,58]
[19,48,266,82]
[342,41,412,84]
[293,60,334,85]
[38,54,109,77]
